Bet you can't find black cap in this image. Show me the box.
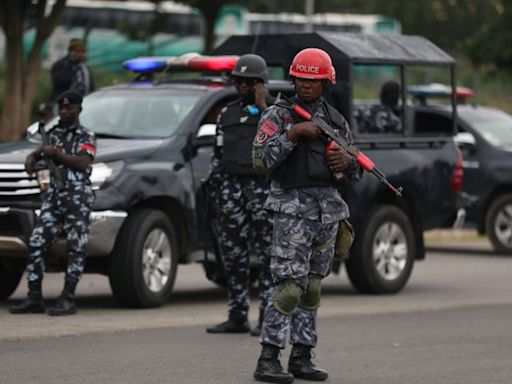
[68,38,85,51]
[56,90,83,106]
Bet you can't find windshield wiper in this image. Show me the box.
[94,132,132,139]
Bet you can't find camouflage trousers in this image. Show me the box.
[26,188,94,283]
[213,175,273,319]
[260,212,339,349]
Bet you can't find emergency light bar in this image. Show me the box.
[123,53,239,73]
[407,83,474,100]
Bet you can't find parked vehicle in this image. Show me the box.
[0,33,465,307]
[407,83,512,254]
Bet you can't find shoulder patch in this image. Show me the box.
[255,131,269,143]
[259,119,279,137]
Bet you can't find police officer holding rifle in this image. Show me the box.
[9,90,96,316]
[252,48,361,383]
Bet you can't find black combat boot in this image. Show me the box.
[251,309,264,337]
[9,280,45,314]
[254,344,294,384]
[48,279,78,316]
[288,344,328,381]
[206,314,251,333]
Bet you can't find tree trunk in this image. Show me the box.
[197,3,221,54]
[202,14,217,54]
[0,2,24,141]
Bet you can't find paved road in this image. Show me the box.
[1,238,511,384]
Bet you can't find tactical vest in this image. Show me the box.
[220,100,262,176]
[271,99,347,189]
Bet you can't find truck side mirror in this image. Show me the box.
[25,122,43,142]
[194,123,216,147]
[454,132,477,153]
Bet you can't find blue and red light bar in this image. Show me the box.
[123,53,239,73]
[407,83,475,100]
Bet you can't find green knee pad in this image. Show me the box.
[299,276,322,310]
[272,280,303,315]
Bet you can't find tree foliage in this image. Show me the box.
[464,1,512,69]
[240,0,510,69]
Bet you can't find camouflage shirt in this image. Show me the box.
[253,96,360,224]
[47,120,96,191]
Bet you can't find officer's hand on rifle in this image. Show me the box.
[254,82,268,112]
[24,154,37,176]
[287,121,321,142]
[325,141,353,172]
[40,145,56,158]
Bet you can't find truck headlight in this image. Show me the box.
[90,161,124,190]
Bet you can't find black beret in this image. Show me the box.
[56,90,83,106]
[68,38,86,51]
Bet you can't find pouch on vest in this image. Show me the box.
[306,140,332,181]
[334,219,355,260]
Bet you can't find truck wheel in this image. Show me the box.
[346,205,415,294]
[0,267,22,301]
[486,193,512,254]
[109,209,178,308]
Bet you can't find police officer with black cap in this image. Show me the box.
[9,90,96,316]
[206,54,273,335]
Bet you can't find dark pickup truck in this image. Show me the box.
[405,83,512,254]
[0,33,464,307]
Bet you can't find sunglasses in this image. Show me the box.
[233,77,258,86]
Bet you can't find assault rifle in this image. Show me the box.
[275,93,403,197]
[38,120,65,189]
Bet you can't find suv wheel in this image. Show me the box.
[109,209,178,308]
[0,265,22,300]
[346,205,415,294]
[486,193,512,254]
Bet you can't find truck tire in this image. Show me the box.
[346,205,415,294]
[0,267,22,301]
[109,209,178,308]
[485,193,512,254]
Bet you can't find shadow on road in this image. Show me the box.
[426,246,510,258]
[71,280,358,310]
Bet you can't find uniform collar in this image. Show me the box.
[294,95,324,113]
[57,119,81,133]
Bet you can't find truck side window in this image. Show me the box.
[203,101,226,124]
[414,111,452,134]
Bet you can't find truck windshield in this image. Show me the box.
[80,89,204,138]
[463,109,512,148]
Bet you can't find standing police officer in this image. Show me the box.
[252,48,361,383]
[206,54,273,336]
[50,38,95,105]
[9,90,96,316]
[357,80,402,134]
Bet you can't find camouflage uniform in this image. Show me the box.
[253,96,360,349]
[26,122,96,284]
[209,100,273,320]
[355,104,402,134]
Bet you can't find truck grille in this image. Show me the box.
[0,163,40,196]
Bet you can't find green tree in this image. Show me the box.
[464,1,512,70]
[0,0,66,141]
